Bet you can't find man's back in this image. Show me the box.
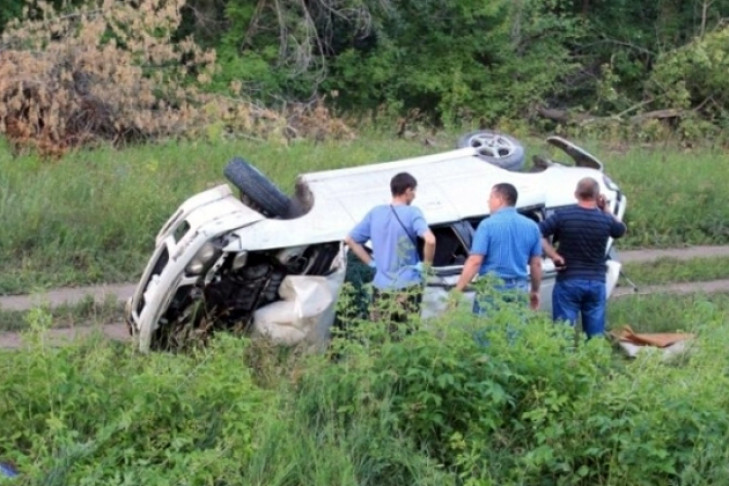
[473,207,542,280]
[540,205,626,281]
[349,204,428,289]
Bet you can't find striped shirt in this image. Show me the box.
[539,205,626,281]
[471,207,542,280]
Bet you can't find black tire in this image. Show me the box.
[224,157,291,218]
[457,130,526,171]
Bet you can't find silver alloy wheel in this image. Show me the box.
[465,132,517,159]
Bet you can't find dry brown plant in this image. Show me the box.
[0,0,352,156]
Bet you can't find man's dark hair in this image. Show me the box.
[391,172,417,196]
[576,177,600,200]
[492,183,518,206]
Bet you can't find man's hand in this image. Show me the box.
[529,291,540,310]
[552,253,566,270]
[597,194,607,211]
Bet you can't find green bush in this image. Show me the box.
[295,292,729,484]
[0,312,270,484]
[3,295,729,484]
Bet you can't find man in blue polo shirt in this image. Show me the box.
[540,177,626,338]
[345,172,436,326]
[455,183,543,313]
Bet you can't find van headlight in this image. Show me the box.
[186,242,217,274]
[603,175,619,192]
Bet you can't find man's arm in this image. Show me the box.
[455,254,483,291]
[422,229,436,266]
[606,209,627,238]
[344,236,374,267]
[528,255,542,310]
[599,195,627,237]
[541,237,565,267]
[411,209,436,266]
[539,214,565,267]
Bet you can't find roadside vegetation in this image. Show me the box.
[2,296,728,484]
[3,0,729,153]
[0,295,123,332]
[621,256,729,287]
[608,292,729,334]
[2,1,729,483]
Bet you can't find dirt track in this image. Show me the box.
[2,245,729,349]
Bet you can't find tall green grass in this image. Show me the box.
[3,297,729,484]
[601,146,729,247]
[2,133,728,293]
[622,256,729,286]
[608,292,729,334]
[0,134,436,294]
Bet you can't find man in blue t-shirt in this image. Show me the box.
[455,183,543,313]
[345,172,436,325]
[539,177,627,338]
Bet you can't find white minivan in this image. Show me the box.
[125,133,627,352]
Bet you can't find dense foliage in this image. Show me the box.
[2,294,728,484]
[2,0,729,150]
[0,0,352,155]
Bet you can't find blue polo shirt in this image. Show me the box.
[349,204,430,290]
[471,207,542,280]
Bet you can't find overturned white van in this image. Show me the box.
[125,133,627,352]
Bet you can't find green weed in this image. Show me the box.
[621,256,729,286]
[607,292,729,334]
[0,294,123,332]
[2,295,729,484]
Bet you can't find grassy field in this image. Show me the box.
[2,132,728,294]
[608,292,729,334]
[622,256,729,286]
[3,130,729,484]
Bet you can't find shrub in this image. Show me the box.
[0,0,353,156]
[0,0,215,154]
[648,25,729,133]
[0,311,271,484]
[296,292,729,484]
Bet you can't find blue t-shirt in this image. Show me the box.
[539,205,626,281]
[349,204,430,290]
[471,207,542,280]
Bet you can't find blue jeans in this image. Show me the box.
[552,279,606,338]
[471,279,528,346]
[472,278,529,315]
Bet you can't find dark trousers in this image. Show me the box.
[552,279,606,338]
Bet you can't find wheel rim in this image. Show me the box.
[467,133,515,159]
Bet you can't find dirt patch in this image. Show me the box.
[613,279,729,298]
[619,245,729,263]
[0,324,131,349]
[2,245,729,349]
[0,283,135,312]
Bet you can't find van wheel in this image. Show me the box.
[224,157,291,218]
[457,130,525,171]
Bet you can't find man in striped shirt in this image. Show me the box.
[539,177,627,338]
[455,183,543,313]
